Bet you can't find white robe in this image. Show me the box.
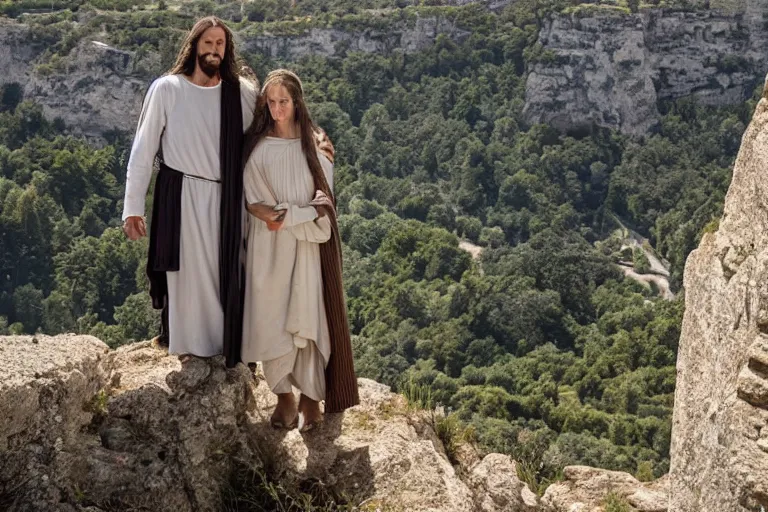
[122,74,257,357]
[241,137,334,400]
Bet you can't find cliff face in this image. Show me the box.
[524,4,768,136]
[25,40,149,137]
[0,14,471,139]
[668,76,768,510]
[243,17,469,60]
[0,21,43,86]
[7,3,768,139]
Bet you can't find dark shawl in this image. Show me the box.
[147,165,183,310]
[219,79,245,368]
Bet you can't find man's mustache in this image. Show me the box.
[200,53,222,60]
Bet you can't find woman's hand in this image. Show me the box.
[247,202,285,231]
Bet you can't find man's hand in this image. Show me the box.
[309,190,332,218]
[123,216,146,240]
[314,128,335,164]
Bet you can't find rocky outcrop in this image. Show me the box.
[524,4,768,136]
[243,16,470,60]
[467,454,539,511]
[0,20,42,86]
[0,334,112,511]
[0,335,257,511]
[541,466,668,512]
[0,335,540,512]
[24,40,149,138]
[668,76,768,510]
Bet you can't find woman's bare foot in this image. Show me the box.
[271,392,298,429]
[298,394,323,432]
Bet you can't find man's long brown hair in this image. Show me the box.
[166,16,241,84]
[243,69,332,199]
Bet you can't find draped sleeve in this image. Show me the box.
[122,78,169,220]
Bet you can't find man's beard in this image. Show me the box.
[197,53,222,78]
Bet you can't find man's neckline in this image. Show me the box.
[180,74,221,89]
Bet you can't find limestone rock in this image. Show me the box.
[467,453,539,512]
[1,335,541,512]
[541,466,668,512]
[242,16,469,60]
[0,20,41,87]
[0,335,112,511]
[23,40,149,138]
[524,8,768,136]
[668,73,768,511]
[7,4,768,140]
[247,377,477,511]
[0,15,470,140]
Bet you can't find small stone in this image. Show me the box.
[54,415,62,423]
[757,310,768,330]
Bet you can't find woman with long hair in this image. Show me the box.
[242,70,358,431]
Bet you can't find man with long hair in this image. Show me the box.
[122,16,257,366]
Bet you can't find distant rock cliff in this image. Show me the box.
[243,17,470,59]
[7,1,768,139]
[524,2,768,136]
[0,13,472,138]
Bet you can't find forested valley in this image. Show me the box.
[0,0,751,491]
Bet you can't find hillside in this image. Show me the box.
[0,0,756,495]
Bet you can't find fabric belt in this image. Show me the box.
[183,172,221,184]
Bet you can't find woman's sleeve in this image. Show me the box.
[243,152,265,205]
[283,152,335,242]
[282,204,332,243]
[319,151,334,192]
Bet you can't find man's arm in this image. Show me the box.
[123,79,168,239]
[314,127,334,165]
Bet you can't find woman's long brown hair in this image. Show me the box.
[242,69,332,201]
